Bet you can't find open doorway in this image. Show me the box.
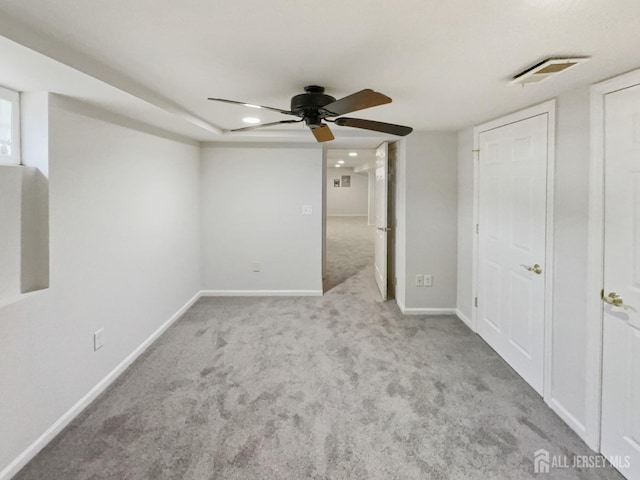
[323,148,377,292]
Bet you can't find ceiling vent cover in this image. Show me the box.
[510,57,589,86]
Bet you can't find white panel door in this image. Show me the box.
[601,84,640,480]
[374,142,388,300]
[477,114,548,394]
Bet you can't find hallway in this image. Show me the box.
[324,216,375,292]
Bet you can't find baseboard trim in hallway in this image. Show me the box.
[0,291,202,480]
[201,290,323,297]
[398,305,457,316]
[455,309,472,329]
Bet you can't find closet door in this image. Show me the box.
[600,82,640,480]
[477,114,549,394]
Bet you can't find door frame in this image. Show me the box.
[586,68,640,451]
[387,142,398,299]
[471,100,556,399]
[374,141,389,300]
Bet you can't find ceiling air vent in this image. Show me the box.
[510,57,589,86]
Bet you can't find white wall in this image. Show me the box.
[0,166,22,301]
[201,145,323,294]
[455,87,595,445]
[549,87,591,436]
[398,132,458,311]
[0,96,201,475]
[395,140,407,308]
[326,167,368,216]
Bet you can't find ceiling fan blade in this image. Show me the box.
[334,117,413,136]
[230,119,303,132]
[208,97,294,115]
[311,124,335,142]
[321,89,392,117]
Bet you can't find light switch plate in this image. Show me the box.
[424,275,432,287]
[94,328,104,351]
[302,205,313,215]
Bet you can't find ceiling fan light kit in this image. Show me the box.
[208,85,413,143]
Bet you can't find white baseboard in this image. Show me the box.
[0,291,202,480]
[201,290,323,297]
[455,309,473,329]
[326,214,368,217]
[398,306,457,315]
[548,397,590,448]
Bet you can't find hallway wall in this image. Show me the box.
[456,87,597,447]
[395,132,458,312]
[326,167,368,216]
[201,145,323,294]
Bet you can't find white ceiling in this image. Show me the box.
[1,0,640,145]
[327,149,376,169]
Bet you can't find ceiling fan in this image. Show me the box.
[208,85,413,142]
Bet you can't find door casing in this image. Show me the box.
[587,67,640,452]
[374,142,389,300]
[471,100,556,402]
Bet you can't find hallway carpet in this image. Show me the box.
[15,223,622,479]
[324,216,374,292]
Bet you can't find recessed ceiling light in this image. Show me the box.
[335,164,341,168]
[243,104,262,109]
[349,152,358,157]
[243,117,260,124]
[338,160,345,164]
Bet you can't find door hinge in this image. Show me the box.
[474,297,478,308]
[476,224,479,235]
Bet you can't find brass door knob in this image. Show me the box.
[602,292,637,312]
[520,264,543,275]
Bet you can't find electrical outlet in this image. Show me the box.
[302,205,313,215]
[424,275,433,287]
[415,275,424,287]
[252,262,261,272]
[94,328,104,351]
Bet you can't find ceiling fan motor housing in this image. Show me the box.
[291,85,336,127]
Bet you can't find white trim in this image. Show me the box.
[585,67,640,452]
[0,291,202,480]
[471,147,480,331]
[398,305,457,315]
[397,297,456,316]
[201,290,323,297]
[471,99,556,400]
[548,397,587,440]
[544,104,557,406]
[326,214,369,217]
[455,309,473,329]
